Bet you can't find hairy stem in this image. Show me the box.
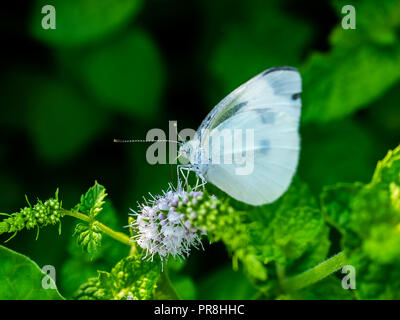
[282,251,347,292]
[63,210,133,247]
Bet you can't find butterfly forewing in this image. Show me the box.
[197,67,302,205]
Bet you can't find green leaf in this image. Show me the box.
[346,250,400,299]
[75,256,161,300]
[301,0,400,123]
[200,177,330,291]
[78,181,107,218]
[73,222,102,256]
[31,0,143,47]
[285,224,331,276]
[249,178,329,268]
[302,45,400,123]
[321,182,364,235]
[372,144,400,186]
[271,206,323,260]
[70,182,108,256]
[61,201,128,298]
[0,245,64,299]
[322,145,400,299]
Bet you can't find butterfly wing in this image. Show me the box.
[199,67,301,205]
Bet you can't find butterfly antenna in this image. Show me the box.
[113,139,180,144]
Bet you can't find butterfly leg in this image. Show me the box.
[194,171,207,190]
[198,175,207,190]
[177,164,188,187]
[177,165,207,190]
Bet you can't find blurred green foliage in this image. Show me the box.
[31,0,143,47]
[1,0,400,300]
[58,30,165,118]
[75,255,161,300]
[322,146,400,299]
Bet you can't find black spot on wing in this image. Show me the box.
[292,93,300,100]
[263,66,298,76]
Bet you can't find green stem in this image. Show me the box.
[276,264,286,286]
[63,210,133,247]
[63,210,90,222]
[282,251,347,292]
[275,263,286,295]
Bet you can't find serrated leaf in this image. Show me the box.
[75,256,161,300]
[0,245,64,300]
[73,222,102,256]
[249,178,327,267]
[347,250,400,299]
[272,206,323,260]
[372,145,400,186]
[61,201,128,298]
[72,182,107,256]
[321,182,364,235]
[322,145,400,299]
[287,224,331,274]
[79,181,107,218]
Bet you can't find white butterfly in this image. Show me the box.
[178,67,302,206]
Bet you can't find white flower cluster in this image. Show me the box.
[130,186,205,262]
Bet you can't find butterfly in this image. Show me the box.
[178,66,302,206]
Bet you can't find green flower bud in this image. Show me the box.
[0,189,63,240]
